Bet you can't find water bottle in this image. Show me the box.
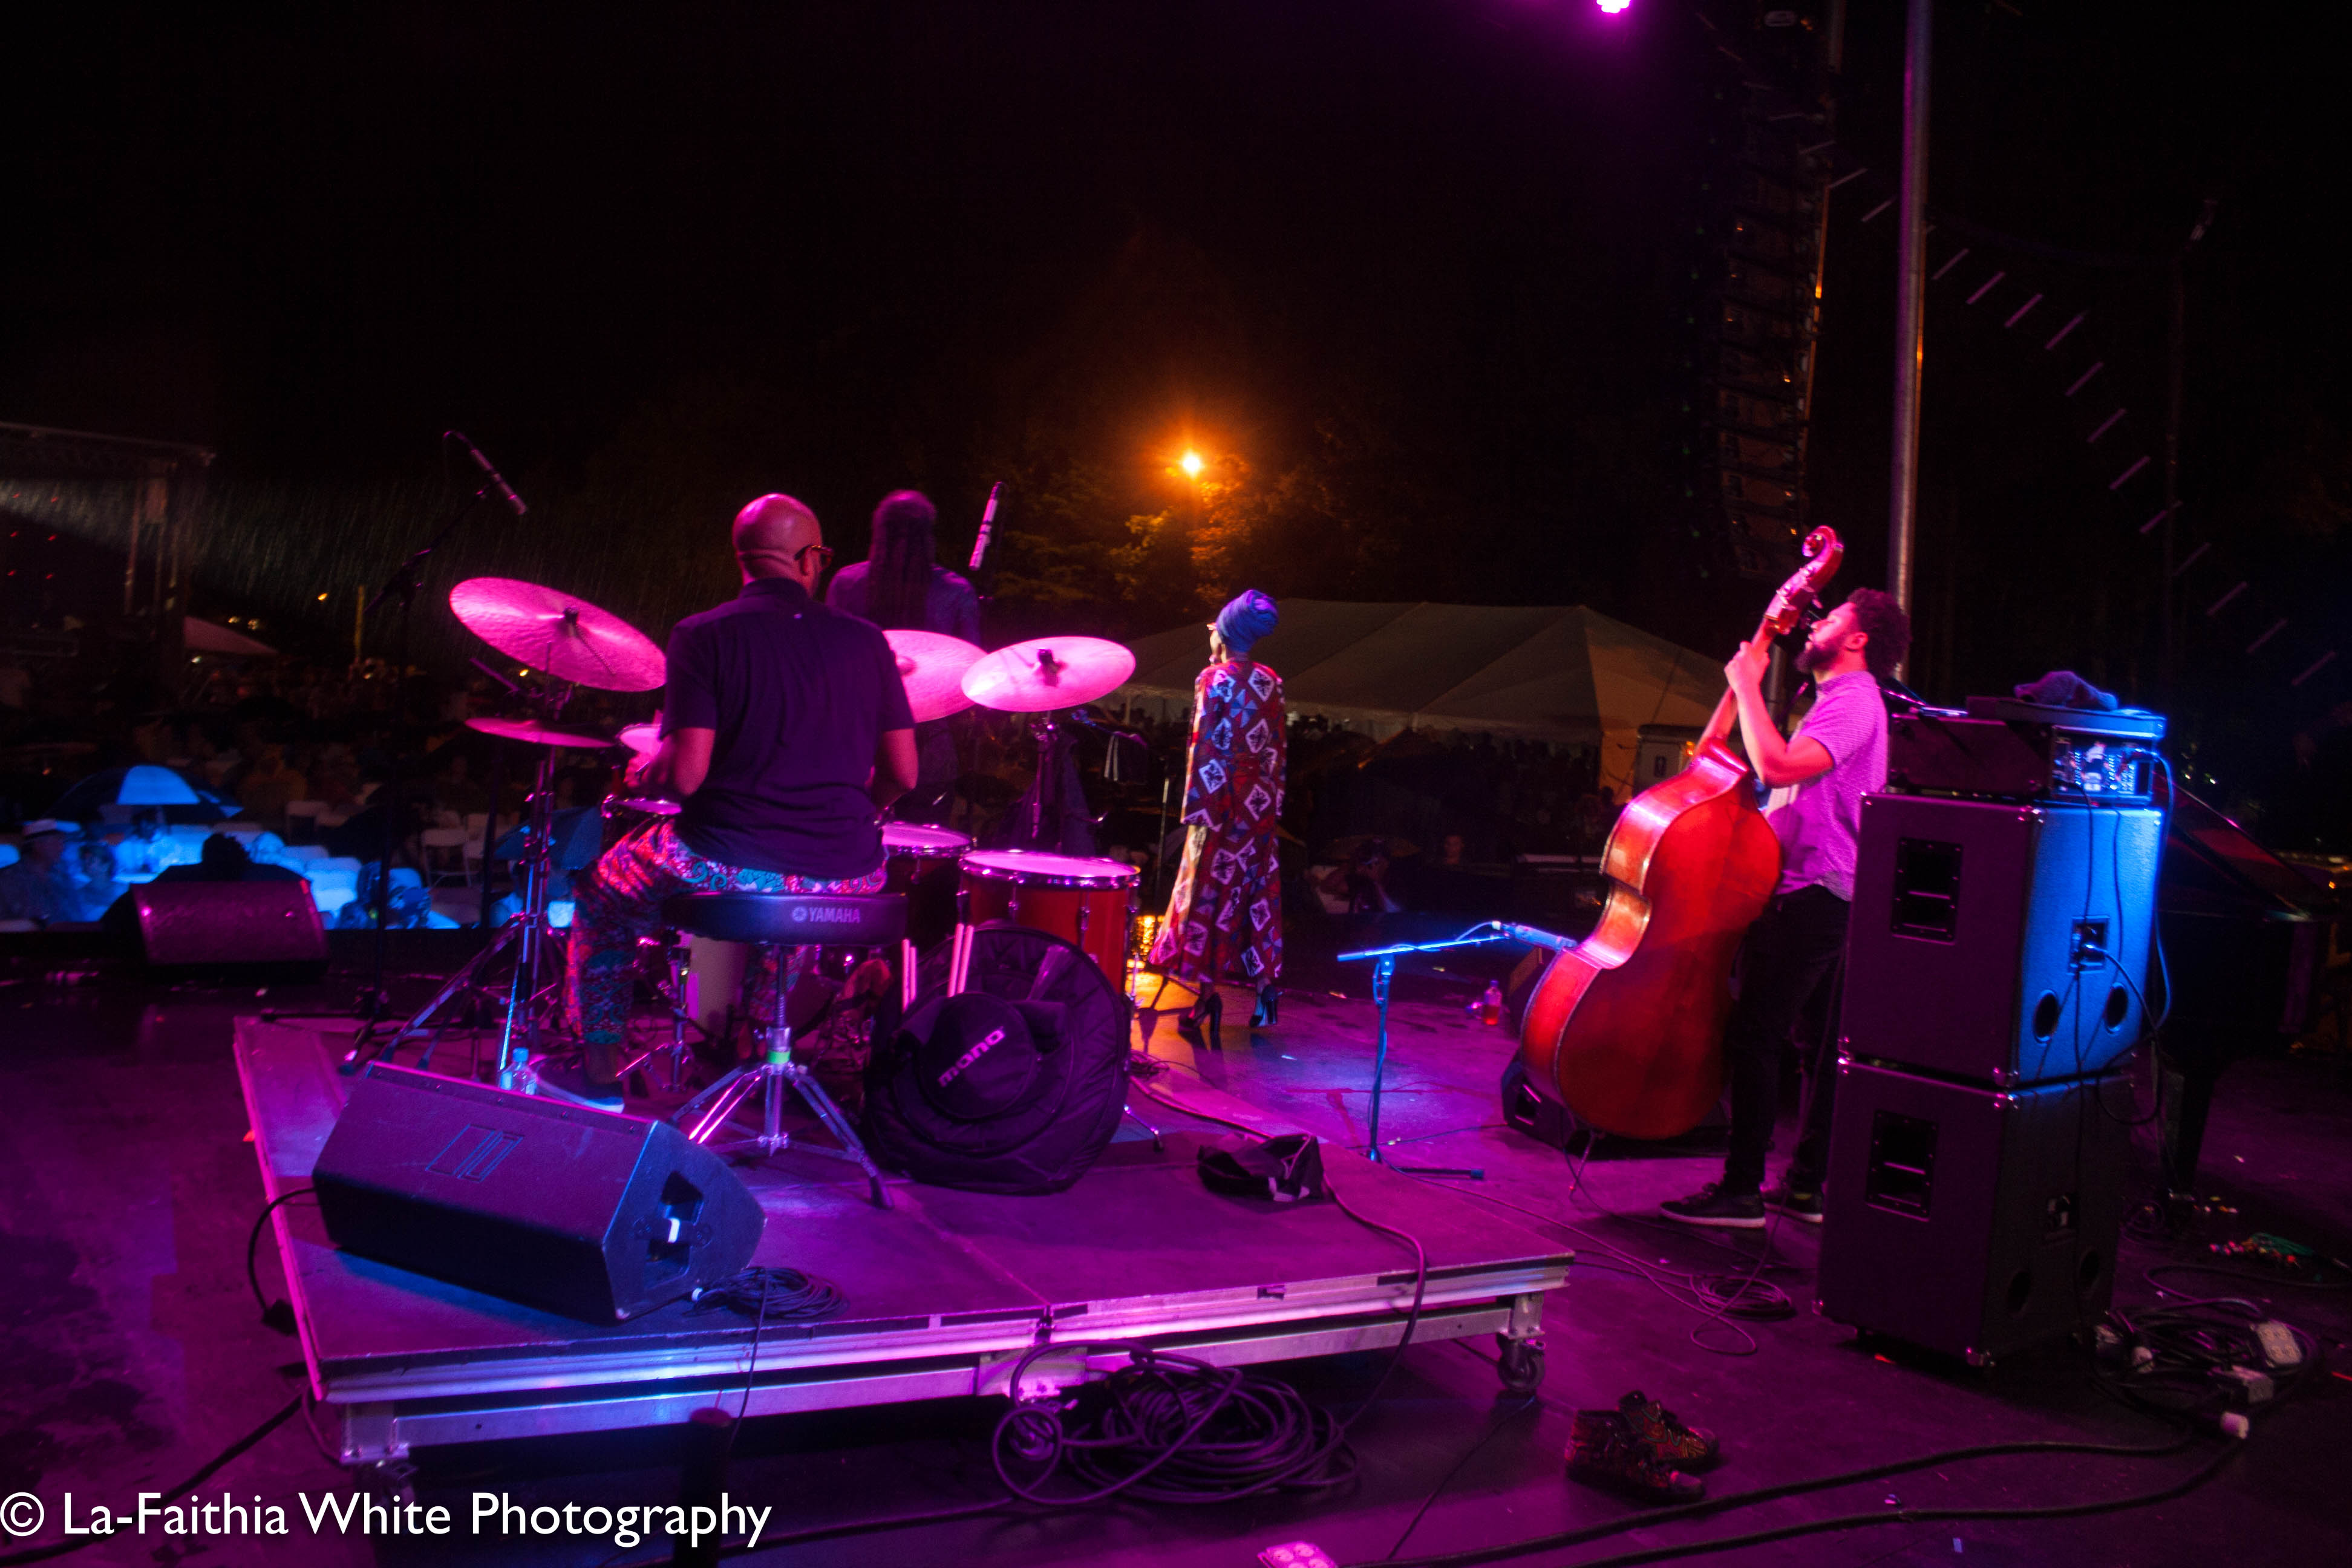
[1478,981,1503,1027]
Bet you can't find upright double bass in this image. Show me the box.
[1516,528,1844,1138]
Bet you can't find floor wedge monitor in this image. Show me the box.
[313,1064,765,1322]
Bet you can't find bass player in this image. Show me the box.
[1659,587,1910,1229]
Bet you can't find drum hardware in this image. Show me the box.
[613,935,697,1094]
[347,454,553,1048]
[390,708,607,1089]
[664,893,908,1209]
[358,571,661,1092]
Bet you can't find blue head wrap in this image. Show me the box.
[1214,589,1279,660]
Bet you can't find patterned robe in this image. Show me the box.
[1149,659,1285,987]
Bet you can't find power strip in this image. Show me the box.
[1260,1544,1338,1568]
[2253,1319,2303,1368]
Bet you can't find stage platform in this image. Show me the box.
[232,1018,1569,1466]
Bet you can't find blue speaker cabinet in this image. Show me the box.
[1841,795,2159,1086]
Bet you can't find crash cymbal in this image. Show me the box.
[450,577,666,693]
[884,629,984,722]
[961,635,1135,713]
[466,716,616,750]
[616,721,662,756]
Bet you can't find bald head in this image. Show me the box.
[732,494,825,585]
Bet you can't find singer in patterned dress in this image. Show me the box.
[1149,589,1285,1038]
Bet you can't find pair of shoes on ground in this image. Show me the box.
[1658,1179,1824,1229]
[1567,1391,1720,1503]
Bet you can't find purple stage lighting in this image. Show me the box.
[1596,0,1632,13]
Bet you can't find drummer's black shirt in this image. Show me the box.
[664,576,914,879]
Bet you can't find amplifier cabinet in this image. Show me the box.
[1841,795,2159,1086]
[1816,1059,2128,1365]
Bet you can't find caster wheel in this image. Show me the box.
[1496,1333,1544,1394]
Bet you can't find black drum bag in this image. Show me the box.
[861,923,1129,1194]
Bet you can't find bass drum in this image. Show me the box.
[861,925,1129,1195]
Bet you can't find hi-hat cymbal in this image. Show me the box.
[884,629,984,722]
[450,578,666,693]
[616,722,662,756]
[961,635,1135,713]
[466,716,615,750]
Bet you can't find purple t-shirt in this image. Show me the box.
[1766,670,1887,901]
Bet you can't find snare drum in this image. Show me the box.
[883,820,969,949]
[958,849,1137,984]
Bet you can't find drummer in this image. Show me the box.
[825,489,978,823]
[561,493,918,1108]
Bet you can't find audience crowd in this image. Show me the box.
[1,635,1625,934]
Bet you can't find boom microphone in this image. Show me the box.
[1491,920,1573,950]
[449,430,528,517]
[968,481,1001,573]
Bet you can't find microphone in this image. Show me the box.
[449,430,528,517]
[968,481,1001,573]
[1492,920,1573,950]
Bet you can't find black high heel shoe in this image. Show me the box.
[1250,986,1279,1029]
[1180,986,1224,1049]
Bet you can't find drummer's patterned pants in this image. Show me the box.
[567,819,886,1085]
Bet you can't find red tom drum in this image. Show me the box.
[958,849,1137,984]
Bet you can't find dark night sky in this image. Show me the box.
[8,1,2351,803]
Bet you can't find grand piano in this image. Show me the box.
[2153,774,2340,1193]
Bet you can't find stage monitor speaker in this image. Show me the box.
[1815,1057,2127,1365]
[131,880,328,976]
[1841,795,2159,1086]
[313,1064,765,1323]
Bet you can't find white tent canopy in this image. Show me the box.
[1114,601,1723,799]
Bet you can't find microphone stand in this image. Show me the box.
[1336,927,1516,1178]
[344,463,506,1070]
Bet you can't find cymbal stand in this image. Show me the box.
[393,688,577,1082]
[345,439,508,1066]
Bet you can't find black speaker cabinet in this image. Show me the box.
[131,880,327,975]
[1842,795,2159,1086]
[1815,1059,2128,1365]
[313,1065,765,1322]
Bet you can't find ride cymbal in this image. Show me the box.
[466,716,615,750]
[884,629,985,722]
[450,577,666,692]
[961,635,1134,713]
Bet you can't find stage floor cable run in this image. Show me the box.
[232,1018,1569,1465]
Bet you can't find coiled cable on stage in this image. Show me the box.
[685,1266,846,1323]
[988,1342,1357,1505]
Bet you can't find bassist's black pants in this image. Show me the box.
[1722,883,1850,1195]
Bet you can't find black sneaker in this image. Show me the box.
[1659,1183,1765,1230]
[1762,1181,1824,1225]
